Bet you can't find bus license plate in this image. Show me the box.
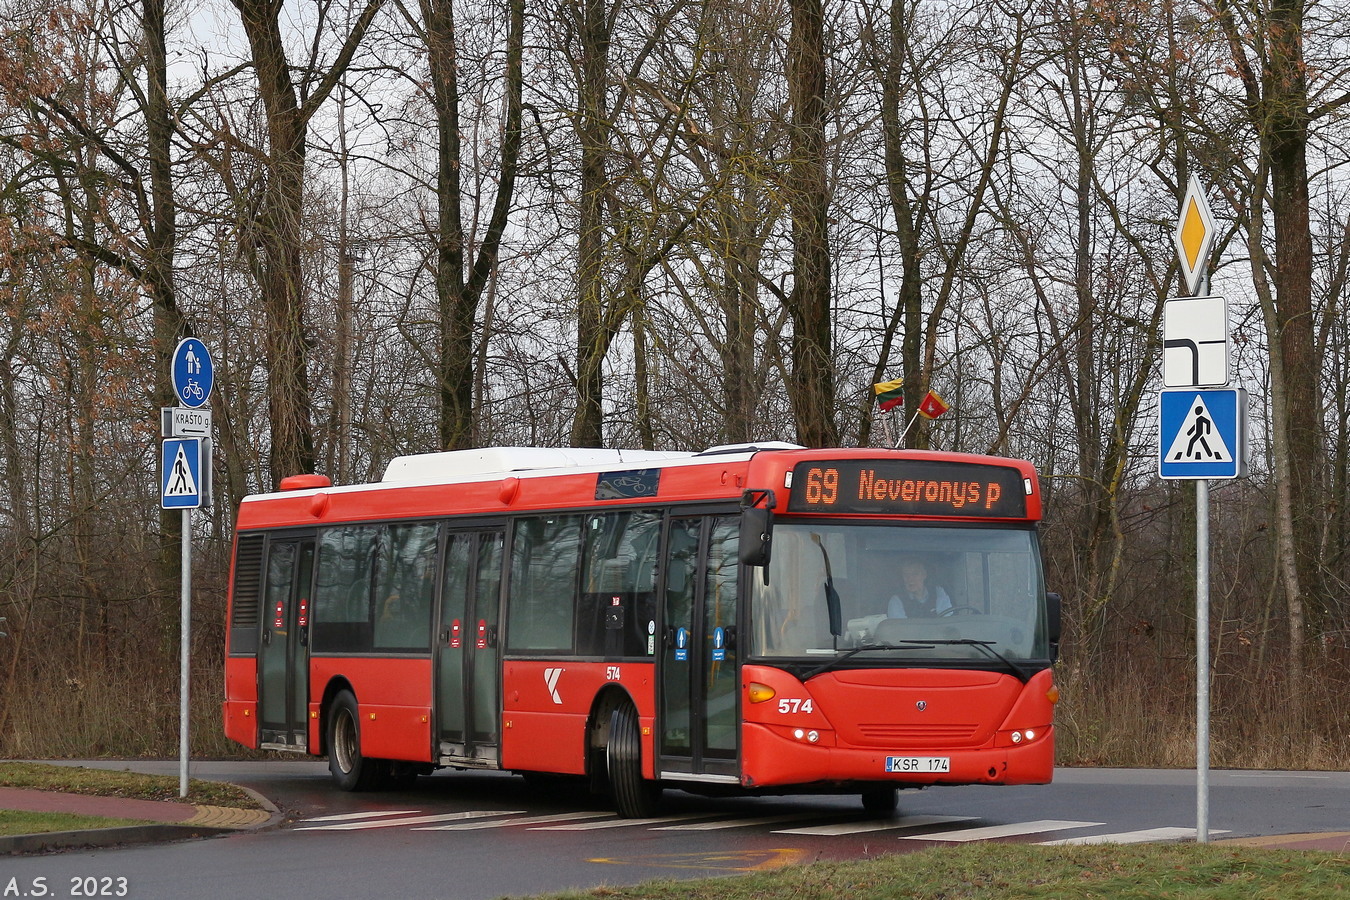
[885,756,950,773]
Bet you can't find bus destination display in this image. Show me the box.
[787,459,1027,517]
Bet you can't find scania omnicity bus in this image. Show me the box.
[223,442,1060,816]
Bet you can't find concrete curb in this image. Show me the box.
[0,823,233,855]
[0,783,285,856]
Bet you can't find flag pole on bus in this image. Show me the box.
[872,377,904,446]
[897,388,950,446]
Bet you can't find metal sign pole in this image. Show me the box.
[167,338,212,800]
[1172,183,1218,846]
[179,506,192,798]
[1194,260,1212,844]
[1196,478,1209,842]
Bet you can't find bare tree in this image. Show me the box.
[392,0,525,450]
[230,0,386,485]
[784,0,836,447]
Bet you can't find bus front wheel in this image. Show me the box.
[607,703,661,818]
[861,787,899,815]
[327,690,384,791]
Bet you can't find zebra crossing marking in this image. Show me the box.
[652,812,825,831]
[294,809,525,831]
[417,811,617,831]
[1041,827,1229,845]
[301,810,421,823]
[293,807,1206,847]
[533,813,720,830]
[900,819,1103,842]
[775,814,976,836]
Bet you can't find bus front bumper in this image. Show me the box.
[738,721,1055,789]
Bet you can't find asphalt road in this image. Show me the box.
[3,762,1348,900]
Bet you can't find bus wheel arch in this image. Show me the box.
[587,687,661,817]
[325,686,386,791]
[318,677,356,758]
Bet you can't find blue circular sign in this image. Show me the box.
[171,338,214,408]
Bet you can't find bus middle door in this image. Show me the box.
[258,534,315,751]
[435,527,505,766]
[659,515,740,781]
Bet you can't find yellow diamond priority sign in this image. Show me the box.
[1174,176,1215,297]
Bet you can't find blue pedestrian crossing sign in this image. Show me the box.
[1159,389,1247,479]
[162,438,202,508]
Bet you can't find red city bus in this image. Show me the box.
[223,443,1061,816]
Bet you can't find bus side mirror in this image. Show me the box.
[738,490,775,567]
[1045,592,1062,662]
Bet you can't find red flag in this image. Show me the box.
[918,389,950,419]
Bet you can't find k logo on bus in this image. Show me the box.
[544,667,564,704]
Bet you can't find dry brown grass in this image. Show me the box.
[1054,661,1350,770]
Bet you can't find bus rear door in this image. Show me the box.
[435,526,505,766]
[258,534,315,751]
[659,514,740,782]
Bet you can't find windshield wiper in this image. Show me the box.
[801,641,936,680]
[920,639,1033,682]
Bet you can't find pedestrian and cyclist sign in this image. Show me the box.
[1158,388,1247,479]
[171,337,214,408]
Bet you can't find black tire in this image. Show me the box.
[861,787,899,816]
[607,703,662,818]
[327,690,385,791]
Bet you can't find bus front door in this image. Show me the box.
[659,515,740,780]
[435,528,505,766]
[258,536,315,751]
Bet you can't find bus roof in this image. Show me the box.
[236,443,1040,529]
[242,442,804,502]
[381,446,693,483]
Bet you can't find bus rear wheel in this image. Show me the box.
[607,703,661,818]
[328,690,385,791]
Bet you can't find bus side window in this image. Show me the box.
[506,515,582,653]
[576,510,661,658]
[373,523,437,652]
[312,524,379,652]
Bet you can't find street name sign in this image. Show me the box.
[162,406,212,438]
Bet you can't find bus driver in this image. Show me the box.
[887,558,951,618]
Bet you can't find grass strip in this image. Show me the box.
[541,843,1350,900]
[0,762,261,809]
[0,809,147,837]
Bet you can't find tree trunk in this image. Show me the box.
[786,0,837,448]
[232,0,385,485]
[571,0,611,448]
[145,0,187,648]
[421,0,524,451]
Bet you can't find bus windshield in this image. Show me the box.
[749,523,1048,663]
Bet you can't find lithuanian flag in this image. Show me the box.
[873,377,904,412]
